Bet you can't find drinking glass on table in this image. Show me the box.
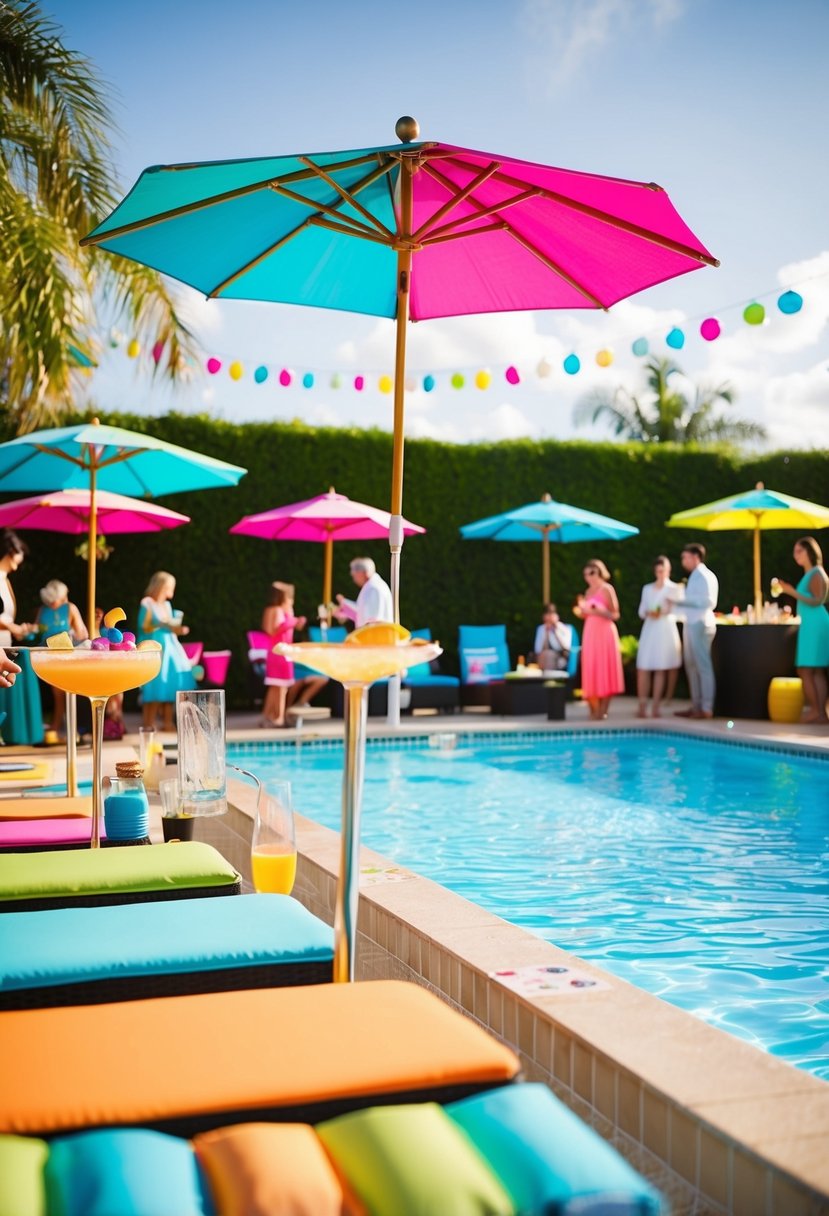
[251,780,296,894]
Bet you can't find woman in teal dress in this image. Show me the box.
[778,536,829,724]
[137,570,196,731]
[0,529,43,745]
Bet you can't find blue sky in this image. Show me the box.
[52,0,829,449]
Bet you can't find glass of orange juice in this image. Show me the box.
[251,781,296,894]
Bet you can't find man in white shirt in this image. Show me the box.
[334,557,393,628]
[674,542,719,719]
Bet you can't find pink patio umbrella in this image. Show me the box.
[0,488,189,797]
[229,488,425,608]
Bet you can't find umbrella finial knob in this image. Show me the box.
[755,481,764,490]
[395,116,420,144]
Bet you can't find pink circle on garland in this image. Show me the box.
[354,375,365,391]
[152,341,165,364]
[505,365,520,385]
[206,357,222,374]
[700,317,721,341]
[279,368,292,386]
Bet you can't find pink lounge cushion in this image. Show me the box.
[0,818,103,848]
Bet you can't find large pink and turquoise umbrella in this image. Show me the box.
[81,117,717,620]
[230,488,424,606]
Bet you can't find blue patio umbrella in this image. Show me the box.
[0,419,246,634]
[461,492,639,603]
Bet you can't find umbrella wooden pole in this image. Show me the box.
[389,159,414,627]
[323,535,334,609]
[542,530,551,605]
[753,523,763,617]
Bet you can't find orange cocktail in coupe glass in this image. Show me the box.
[30,646,161,848]
[276,625,441,982]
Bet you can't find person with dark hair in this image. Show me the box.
[0,529,43,743]
[573,559,623,721]
[776,536,829,723]
[531,603,573,673]
[673,541,719,719]
[261,582,306,728]
[636,555,682,718]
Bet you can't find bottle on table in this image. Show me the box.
[103,760,150,844]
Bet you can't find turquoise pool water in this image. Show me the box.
[229,732,829,1081]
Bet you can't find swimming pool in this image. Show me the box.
[229,731,829,1082]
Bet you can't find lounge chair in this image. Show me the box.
[458,624,511,708]
[402,628,460,713]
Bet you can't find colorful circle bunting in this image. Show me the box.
[302,372,315,389]
[699,318,720,341]
[631,338,649,356]
[596,349,613,367]
[743,302,765,325]
[666,327,685,349]
[152,341,165,364]
[505,365,520,385]
[279,368,293,387]
[423,374,436,393]
[354,375,364,391]
[536,358,553,378]
[563,354,580,375]
[378,374,393,394]
[330,373,342,389]
[229,360,244,380]
[254,365,269,384]
[777,290,803,315]
[206,357,222,374]
[451,373,465,389]
[127,339,141,359]
[475,370,492,390]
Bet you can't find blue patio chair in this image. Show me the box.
[458,625,510,708]
[402,629,460,714]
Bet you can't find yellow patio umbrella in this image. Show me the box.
[666,482,829,614]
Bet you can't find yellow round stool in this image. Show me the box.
[767,677,804,723]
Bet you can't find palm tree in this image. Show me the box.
[0,1,197,433]
[573,356,766,446]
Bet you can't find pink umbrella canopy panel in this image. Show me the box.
[229,490,425,542]
[0,489,190,533]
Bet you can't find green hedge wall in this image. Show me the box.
[5,411,828,708]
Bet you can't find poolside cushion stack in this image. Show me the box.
[0,841,241,912]
[0,1086,663,1215]
[0,794,92,820]
[0,894,334,1009]
[0,981,521,1137]
[0,817,105,851]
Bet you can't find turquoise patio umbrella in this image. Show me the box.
[0,419,246,635]
[461,492,639,603]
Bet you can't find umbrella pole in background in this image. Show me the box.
[753,519,763,617]
[86,460,98,638]
[542,528,551,605]
[323,533,334,611]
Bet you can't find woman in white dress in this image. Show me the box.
[636,555,682,718]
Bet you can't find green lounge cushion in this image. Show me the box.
[0,1135,47,1216]
[447,1084,663,1215]
[0,842,239,906]
[44,1129,211,1216]
[0,894,332,995]
[317,1102,515,1216]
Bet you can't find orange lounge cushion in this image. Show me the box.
[0,795,92,821]
[194,1123,351,1216]
[0,981,520,1136]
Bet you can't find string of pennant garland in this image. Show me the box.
[107,280,819,392]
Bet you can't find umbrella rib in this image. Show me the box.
[440,155,720,268]
[209,218,314,297]
[297,157,395,238]
[410,161,502,242]
[80,154,385,246]
[307,216,391,247]
[420,188,544,242]
[421,163,606,307]
[422,222,509,246]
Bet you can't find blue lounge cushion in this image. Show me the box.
[44,1129,211,1216]
[403,673,460,688]
[448,1083,663,1215]
[0,894,333,994]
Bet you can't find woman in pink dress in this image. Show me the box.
[262,583,306,727]
[574,559,624,721]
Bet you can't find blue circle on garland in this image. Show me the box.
[666,327,685,349]
[302,372,314,389]
[423,374,436,393]
[563,354,580,375]
[777,290,803,315]
[631,338,649,357]
[253,366,268,384]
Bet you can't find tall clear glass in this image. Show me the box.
[251,781,296,894]
[30,647,162,848]
[275,638,441,981]
[176,689,226,816]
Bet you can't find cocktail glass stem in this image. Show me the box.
[333,683,368,983]
[65,693,78,798]
[89,695,107,849]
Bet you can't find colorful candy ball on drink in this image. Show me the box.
[45,606,161,653]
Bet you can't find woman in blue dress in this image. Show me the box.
[778,536,829,723]
[138,571,196,731]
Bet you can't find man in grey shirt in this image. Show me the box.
[673,542,719,719]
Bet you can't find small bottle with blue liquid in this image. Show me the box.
[104,760,150,845]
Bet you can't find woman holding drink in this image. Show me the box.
[138,571,195,730]
[636,555,683,718]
